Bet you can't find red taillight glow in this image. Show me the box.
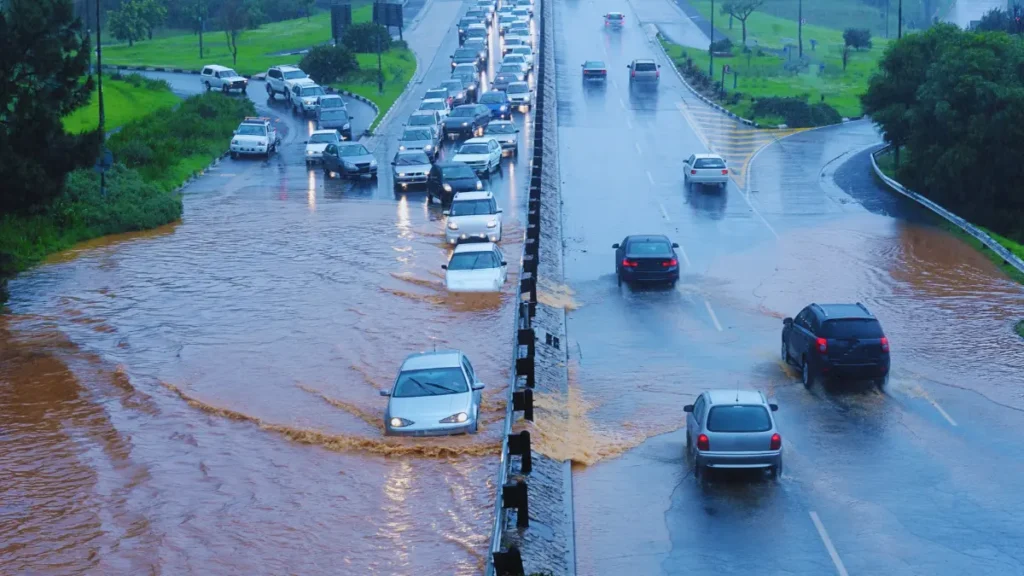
[816,337,828,353]
[721,169,728,175]
[690,169,697,175]
[622,259,638,268]
[656,69,660,78]
[662,259,678,267]
[880,336,889,352]
[631,69,636,78]
[697,434,709,451]
[770,433,781,450]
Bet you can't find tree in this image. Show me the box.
[299,45,358,84]
[976,7,1011,32]
[220,0,249,66]
[843,28,872,50]
[107,0,146,46]
[138,0,166,40]
[0,0,102,214]
[301,0,314,21]
[342,22,392,53]
[720,0,764,45]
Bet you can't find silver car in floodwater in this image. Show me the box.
[380,350,485,436]
[398,127,439,161]
[444,191,503,244]
[391,149,432,190]
[684,389,783,482]
[484,120,519,156]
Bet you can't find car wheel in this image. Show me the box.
[266,85,273,98]
[802,357,815,389]
[616,272,622,287]
[670,278,678,288]
[230,152,237,159]
[204,81,211,92]
[470,414,479,434]
[875,374,889,390]
[771,459,782,480]
[221,84,228,93]
[781,339,791,365]
[322,166,331,178]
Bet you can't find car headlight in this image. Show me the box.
[390,417,413,428]
[462,122,469,126]
[343,123,350,130]
[370,159,378,167]
[424,144,433,151]
[476,181,483,190]
[232,140,239,145]
[440,412,468,424]
[487,219,497,228]
[448,221,459,230]
[443,183,453,192]
[399,145,406,151]
[306,150,314,155]
[458,92,465,98]
[500,105,507,111]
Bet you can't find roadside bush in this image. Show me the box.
[751,96,840,127]
[342,22,392,53]
[119,72,172,91]
[710,38,734,54]
[843,28,872,50]
[299,45,360,85]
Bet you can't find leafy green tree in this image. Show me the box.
[720,0,764,45]
[976,8,1011,32]
[0,0,101,215]
[220,0,248,65]
[843,28,872,50]
[108,0,146,46]
[299,45,358,84]
[342,22,392,53]
[301,0,314,21]
[138,0,167,40]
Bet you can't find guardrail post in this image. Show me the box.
[508,430,532,474]
[519,273,535,303]
[492,545,525,576]
[502,479,529,528]
[512,388,534,420]
[515,355,535,389]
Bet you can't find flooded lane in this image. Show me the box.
[1,0,538,573]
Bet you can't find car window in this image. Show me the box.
[694,157,726,169]
[269,70,281,79]
[479,93,506,104]
[457,143,490,155]
[507,83,529,94]
[627,241,672,255]
[319,97,343,109]
[450,107,476,117]
[320,109,348,121]
[707,405,772,432]
[693,395,706,425]
[339,144,370,157]
[309,132,339,144]
[461,357,477,383]
[795,309,811,330]
[301,86,325,97]
[283,70,307,79]
[409,115,435,127]
[425,89,447,99]
[821,319,884,339]
[395,151,430,165]
[455,49,478,58]
[202,67,212,75]
[448,251,500,270]
[634,61,657,71]
[221,69,238,77]
[421,101,446,110]
[450,199,494,216]
[584,61,605,69]
[393,367,469,398]
[500,65,521,73]
[402,128,432,141]
[236,125,266,136]
[441,164,476,179]
[607,13,624,19]
[325,144,336,155]
[486,123,516,134]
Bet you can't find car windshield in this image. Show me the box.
[454,72,476,83]
[458,143,490,155]
[468,28,486,36]
[320,110,348,121]
[495,74,513,83]
[450,199,494,216]
[402,128,432,141]
[339,144,370,157]
[707,405,772,433]
[236,125,266,136]
[425,90,447,99]
[441,165,476,179]
[505,56,524,63]
[464,40,485,50]
[447,251,500,270]
[451,107,477,117]
[395,151,430,165]
[309,132,339,144]
[409,115,435,126]
[634,61,657,72]
[479,93,506,104]
[421,101,446,110]
[512,47,531,55]
[443,81,465,92]
[607,13,623,19]
[392,367,468,398]
[301,86,325,97]
[628,241,672,255]
[319,97,343,109]
[694,157,726,169]
[584,61,605,69]
[455,49,477,58]
[283,70,306,79]
[221,69,239,77]
[487,123,515,134]
[821,319,884,339]
[500,66,521,74]
[507,83,528,94]
[459,18,475,27]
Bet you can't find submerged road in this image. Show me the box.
[551,0,1024,574]
[1,0,538,573]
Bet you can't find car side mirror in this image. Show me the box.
[496,209,503,213]
[783,317,793,326]
[626,65,631,68]
[379,390,391,397]
[303,140,308,143]
[683,404,694,413]
[233,130,239,134]
[441,264,448,270]
[391,161,396,166]
[672,243,679,248]
[612,243,619,249]
[501,261,507,266]
[442,210,450,216]
[658,64,662,68]
[472,383,485,391]
[769,403,779,412]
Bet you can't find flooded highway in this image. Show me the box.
[547,0,1024,574]
[0,0,537,573]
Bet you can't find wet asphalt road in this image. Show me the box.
[553,0,1024,574]
[1,1,537,573]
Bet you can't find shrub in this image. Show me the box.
[843,28,872,50]
[299,45,360,85]
[119,72,172,91]
[710,38,734,54]
[342,22,392,53]
[751,96,841,127]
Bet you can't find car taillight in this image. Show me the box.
[690,169,697,175]
[656,69,660,78]
[622,259,638,267]
[697,434,709,451]
[721,169,728,175]
[770,433,781,450]
[631,69,636,78]
[880,336,889,352]
[662,259,678,267]
[816,337,828,353]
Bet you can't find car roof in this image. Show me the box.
[452,191,494,201]
[319,94,344,100]
[293,78,318,87]
[693,153,724,160]
[626,234,672,244]
[310,129,338,136]
[607,11,624,16]
[584,60,606,67]
[705,389,768,406]
[401,350,463,371]
[338,141,365,150]
[411,109,439,117]
[272,65,302,71]
[507,81,529,88]
[453,241,499,254]
[421,98,445,104]
[464,137,497,145]
[489,119,515,127]
[395,149,429,159]
[204,64,233,71]
[468,23,486,29]
[810,303,875,320]
[633,58,657,64]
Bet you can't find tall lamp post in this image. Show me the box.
[798,0,803,58]
[709,0,715,78]
[95,0,106,194]
[898,0,903,39]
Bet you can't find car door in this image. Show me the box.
[687,394,706,451]
[323,144,337,170]
[495,247,507,283]
[790,308,813,359]
[489,139,500,164]
[427,165,439,194]
[684,154,695,172]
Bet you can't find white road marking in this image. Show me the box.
[809,512,850,576]
[619,97,626,110]
[635,142,642,155]
[658,202,670,222]
[918,387,958,426]
[740,188,780,239]
[646,171,655,185]
[677,243,691,268]
[704,299,722,332]
[625,118,632,130]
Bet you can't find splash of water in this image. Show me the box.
[537,279,580,311]
[297,384,385,431]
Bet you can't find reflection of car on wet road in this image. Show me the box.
[406,110,444,140]
[380,350,485,437]
[505,82,531,109]
[322,142,378,179]
[683,153,729,188]
[289,79,326,116]
[627,59,661,84]
[201,64,248,93]
[612,235,681,287]
[782,303,892,389]
[478,91,511,119]
[444,191,503,244]
[304,130,340,164]
[316,107,354,140]
[391,150,433,191]
[264,65,308,98]
[230,117,279,159]
[684,390,783,481]
[442,104,492,139]
[604,11,625,28]
[485,120,519,156]
[418,98,451,120]
[427,161,484,206]
[452,137,503,175]
[582,60,608,81]
[443,242,508,292]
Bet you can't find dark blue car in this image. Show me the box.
[478,90,511,119]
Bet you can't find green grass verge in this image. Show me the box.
[336,48,417,131]
[63,74,180,134]
[733,0,952,39]
[103,6,372,76]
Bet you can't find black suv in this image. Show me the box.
[781,303,890,389]
[427,161,483,206]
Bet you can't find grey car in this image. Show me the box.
[440,79,470,106]
[391,150,432,190]
[497,63,527,83]
[451,47,484,72]
[317,107,354,140]
[452,66,480,101]
[316,94,347,112]
[627,58,661,84]
[491,72,518,91]
[684,389,782,481]
[380,350,485,437]
[322,142,378,179]
[484,120,519,156]
[398,127,440,161]
[406,110,443,140]
[462,38,488,63]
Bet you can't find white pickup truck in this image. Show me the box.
[230,117,280,159]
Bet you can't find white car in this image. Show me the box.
[451,137,502,176]
[505,32,533,48]
[418,98,451,120]
[444,191,503,244]
[305,129,341,164]
[502,54,531,73]
[508,46,534,69]
[443,242,508,293]
[505,82,531,108]
[265,65,308,98]
[289,78,326,117]
[683,153,730,188]
[512,7,532,20]
[230,117,279,159]
[200,64,248,93]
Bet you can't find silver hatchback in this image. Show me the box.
[684,389,782,481]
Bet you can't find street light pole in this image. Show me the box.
[95,0,106,195]
[709,0,715,78]
[898,0,903,39]
[798,0,803,58]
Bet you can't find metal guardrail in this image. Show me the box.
[486,0,547,573]
[870,146,1024,276]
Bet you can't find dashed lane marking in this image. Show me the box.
[704,299,722,331]
[646,170,655,185]
[677,243,691,268]
[809,511,850,576]
[915,386,958,426]
[635,142,642,155]
[658,202,670,222]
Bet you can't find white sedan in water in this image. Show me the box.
[442,242,508,293]
[304,129,341,164]
[451,137,503,176]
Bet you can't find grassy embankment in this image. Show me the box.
[63,74,181,134]
[102,8,416,128]
[661,0,895,124]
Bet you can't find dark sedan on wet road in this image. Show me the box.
[685,390,783,482]
[440,79,470,106]
[451,47,484,72]
[427,161,484,206]
[322,142,378,179]
[442,104,492,139]
[582,60,607,81]
[491,72,519,91]
[782,303,891,389]
[613,235,681,287]
[451,67,480,102]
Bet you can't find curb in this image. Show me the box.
[174,150,232,194]
[870,146,1024,276]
